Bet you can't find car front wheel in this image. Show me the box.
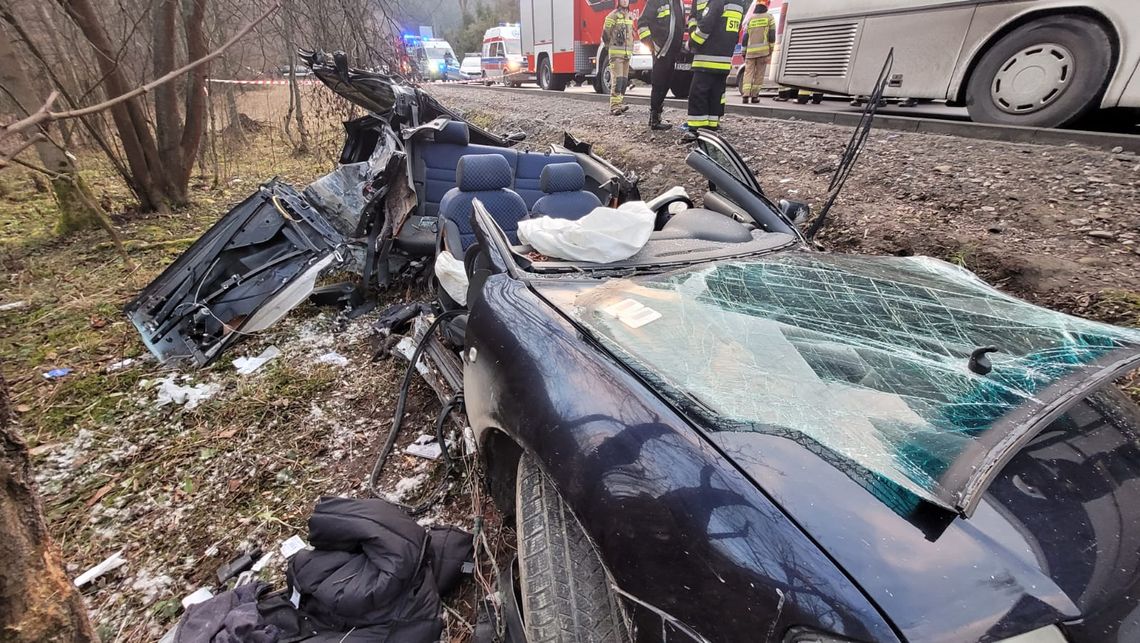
[516,454,631,643]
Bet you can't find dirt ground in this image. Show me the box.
[1,85,507,642]
[429,84,1140,329]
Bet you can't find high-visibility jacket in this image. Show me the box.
[688,0,742,75]
[603,8,637,59]
[742,10,775,58]
[638,0,685,56]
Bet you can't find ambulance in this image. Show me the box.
[481,24,529,87]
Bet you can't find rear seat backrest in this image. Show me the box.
[514,151,577,209]
[531,163,602,220]
[414,120,577,216]
[417,122,518,218]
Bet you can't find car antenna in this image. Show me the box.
[804,48,895,240]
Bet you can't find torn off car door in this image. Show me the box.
[125,181,347,366]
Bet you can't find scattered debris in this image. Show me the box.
[74,550,127,587]
[181,587,214,609]
[155,376,221,410]
[216,547,262,584]
[232,345,281,375]
[0,300,28,312]
[42,368,72,380]
[105,358,138,373]
[405,434,448,460]
[279,535,309,559]
[1088,230,1116,240]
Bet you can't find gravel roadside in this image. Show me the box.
[428,84,1140,326]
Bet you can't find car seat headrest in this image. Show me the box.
[435,120,470,145]
[457,154,513,192]
[539,163,586,194]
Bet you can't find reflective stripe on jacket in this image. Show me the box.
[639,0,684,55]
[604,9,637,58]
[689,0,740,74]
[743,13,774,57]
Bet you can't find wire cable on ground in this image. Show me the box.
[368,309,465,515]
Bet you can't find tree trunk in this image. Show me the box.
[176,0,210,191]
[0,21,106,234]
[57,0,174,211]
[0,377,96,642]
[281,1,310,156]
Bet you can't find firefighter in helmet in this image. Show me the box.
[639,0,686,130]
[683,0,743,142]
[603,0,637,115]
[739,1,775,103]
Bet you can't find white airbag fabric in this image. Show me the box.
[518,201,655,263]
[434,252,469,306]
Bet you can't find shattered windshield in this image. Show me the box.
[561,253,1140,513]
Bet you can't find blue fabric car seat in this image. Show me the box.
[438,155,528,256]
[530,163,602,220]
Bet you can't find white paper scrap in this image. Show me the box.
[280,535,309,559]
[73,550,126,587]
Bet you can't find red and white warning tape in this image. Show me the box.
[206,78,321,86]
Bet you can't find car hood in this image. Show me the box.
[536,252,1140,641]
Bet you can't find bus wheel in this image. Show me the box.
[965,15,1113,127]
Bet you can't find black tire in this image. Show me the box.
[516,454,631,643]
[671,71,692,99]
[965,15,1113,127]
[593,52,611,95]
[539,56,567,91]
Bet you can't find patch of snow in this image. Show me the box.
[130,569,174,605]
[315,351,349,367]
[387,473,428,502]
[154,376,220,410]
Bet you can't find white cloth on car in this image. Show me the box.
[518,201,655,263]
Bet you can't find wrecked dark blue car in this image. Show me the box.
[127,53,1140,643]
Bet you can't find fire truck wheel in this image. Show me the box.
[593,52,610,94]
[538,56,567,91]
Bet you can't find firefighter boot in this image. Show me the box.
[649,110,672,130]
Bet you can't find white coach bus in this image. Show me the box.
[776,0,1140,127]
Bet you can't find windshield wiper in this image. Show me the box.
[804,49,894,240]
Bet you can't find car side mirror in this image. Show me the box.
[779,199,811,226]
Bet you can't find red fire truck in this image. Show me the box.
[519,0,693,97]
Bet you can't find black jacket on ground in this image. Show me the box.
[286,497,443,641]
